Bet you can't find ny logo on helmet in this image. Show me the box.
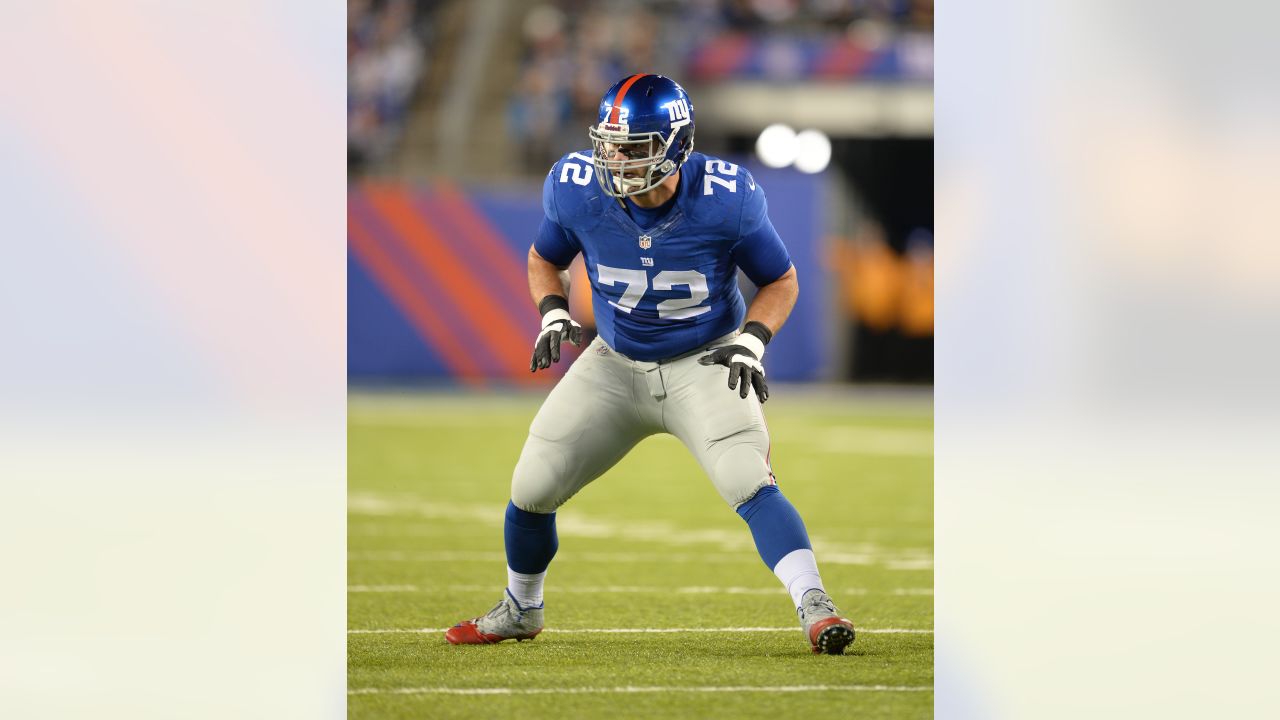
[664,98,690,122]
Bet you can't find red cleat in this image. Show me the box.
[444,592,544,645]
[444,619,541,645]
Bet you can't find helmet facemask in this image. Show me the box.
[589,122,686,199]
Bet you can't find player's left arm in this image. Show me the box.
[699,171,795,403]
[744,265,798,338]
[698,266,795,403]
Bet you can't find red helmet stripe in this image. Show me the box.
[608,73,648,124]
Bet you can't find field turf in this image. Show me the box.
[349,388,933,719]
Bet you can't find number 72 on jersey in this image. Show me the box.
[596,265,710,320]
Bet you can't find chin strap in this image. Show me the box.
[609,159,676,200]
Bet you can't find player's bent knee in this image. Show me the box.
[709,442,773,509]
[510,438,569,513]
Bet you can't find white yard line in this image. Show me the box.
[445,584,792,595]
[884,559,935,570]
[348,584,931,595]
[348,549,932,569]
[348,494,932,569]
[349,684,932,696]
[348,627,932,635]
[808,427,933,456]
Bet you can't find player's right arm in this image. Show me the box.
[528,164,586,372]
[527,243,581,371]
[527,245,570,307]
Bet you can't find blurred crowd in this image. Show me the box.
[347,0,933,174]
[713,0,932,30]
[509,0,933,170]
[348,0,432,174]
[509,2,668,172]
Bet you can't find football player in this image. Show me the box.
[445,74,856,654]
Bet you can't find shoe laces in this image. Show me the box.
[802,592,837,618]
[482,598,514,622]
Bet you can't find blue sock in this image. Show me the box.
[504,501,558,574]
[735,485,812,570]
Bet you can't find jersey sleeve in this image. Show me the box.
[731,172,793,285]
[534,167,581,267]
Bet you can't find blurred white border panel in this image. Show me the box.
[937,1,1280,718]
[0,2,346,718]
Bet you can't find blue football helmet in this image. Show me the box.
[590,74,696,199]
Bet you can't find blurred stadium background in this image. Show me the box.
[348,0,933,386]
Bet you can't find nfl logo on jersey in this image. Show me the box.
[638,234,652,249]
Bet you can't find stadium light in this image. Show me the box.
[755,123,798,168]
[793,129,831,174]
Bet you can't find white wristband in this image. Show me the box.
[542,308,572,329]
[736,331,766,361]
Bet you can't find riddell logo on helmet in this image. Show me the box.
[600,122,628,134]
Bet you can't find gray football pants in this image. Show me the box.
[511,332,775,513]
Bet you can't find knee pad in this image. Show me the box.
[510,436,567,513]
[710,441,773,509]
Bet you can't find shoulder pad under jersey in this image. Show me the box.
[680,152,759,233]
[543,150,609,232]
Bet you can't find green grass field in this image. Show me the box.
[349,388,933,719]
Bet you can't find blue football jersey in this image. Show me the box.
[534,150,792,361]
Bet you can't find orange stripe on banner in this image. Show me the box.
[431,182,532,313]
[609,73,647,124]
[364,185,540,383]
[348,211,487,386]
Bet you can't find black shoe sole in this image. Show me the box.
[815,625,856,655]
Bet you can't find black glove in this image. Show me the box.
[698,321,772,403]
[530,295,583,372]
